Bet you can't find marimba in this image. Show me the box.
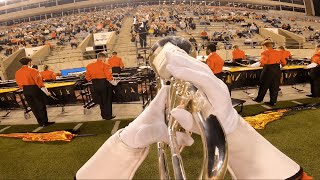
[223,65,310,90]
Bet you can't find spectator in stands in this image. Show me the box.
[45,40,53,50]
[189,36,197,50]
[232,45,246,65]
[70,37,78,49]
[137,54,144,66]
[278,46,292,60]
[201,30,209,41]
[206,43,224,80]
[40,65,56,81]
[249,23,259,34]
[138,22,147,48]
[108,51,124,74]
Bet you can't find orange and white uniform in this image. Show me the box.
[40,70,56,81]
[86,60,113,81]
[279,50,292,59]
[206,52,224,74]
[232,49,246,60]
[260,49,287,67]
[108,56,124,69]
[16,66,44,89]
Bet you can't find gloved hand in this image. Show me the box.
[250,61,261,68]
[162,51,302,180]
[41,87,51,96]
[305,62,318,69]
[163,51,240,134]
[120,86,194,149]
[109,79,119,86]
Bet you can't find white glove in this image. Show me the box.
[109,79,119,86]
[250,62,261,68]
[306,62,318,69]
[41,87,51,96]
[120,86,194,149]
[152,42,192,79]
[162,51,239,134]
[166,65,239,134]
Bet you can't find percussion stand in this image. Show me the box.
[1,110,11,118]
[143,49,147,66]
[291,84,305,93]
[242,86,259,98]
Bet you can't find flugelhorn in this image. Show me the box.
[149,37,228,179]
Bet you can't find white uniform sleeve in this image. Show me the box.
[306,62,318,69]
[227,118,300,179]
[109,79,118,86]
[76,129,149,180]
[250,62,261,68]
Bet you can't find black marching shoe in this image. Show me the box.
[265,102,276,106]
[306,94,315,98]
[252,98,262,103]
[41,122,55,127]
[104,116,116,120]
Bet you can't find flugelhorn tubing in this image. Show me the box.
[158,142,170,180]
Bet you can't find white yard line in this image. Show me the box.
[261,105,272,109]
[0,126,11,133]
[73,123,83,131]
[291,101,303,105]
[111,121,121,135]
[32,127,43,132]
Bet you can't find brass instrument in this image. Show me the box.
[150,37,228,179]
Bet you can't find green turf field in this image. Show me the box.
[0,98,319,179]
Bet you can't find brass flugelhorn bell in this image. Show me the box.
[150,37,228,179]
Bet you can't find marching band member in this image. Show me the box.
[232,45,246,65]
[108,51,125,74]
[206,43,224,79]
[76,49,312,180]
[15,57,54,127]
[251,41,287,106]
[305,44,320,97]
[86,53,118,120]
[278,46,292,60]
[40,65,56,81]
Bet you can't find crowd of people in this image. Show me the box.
[129,5,264,49]
[0,7,131,57]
